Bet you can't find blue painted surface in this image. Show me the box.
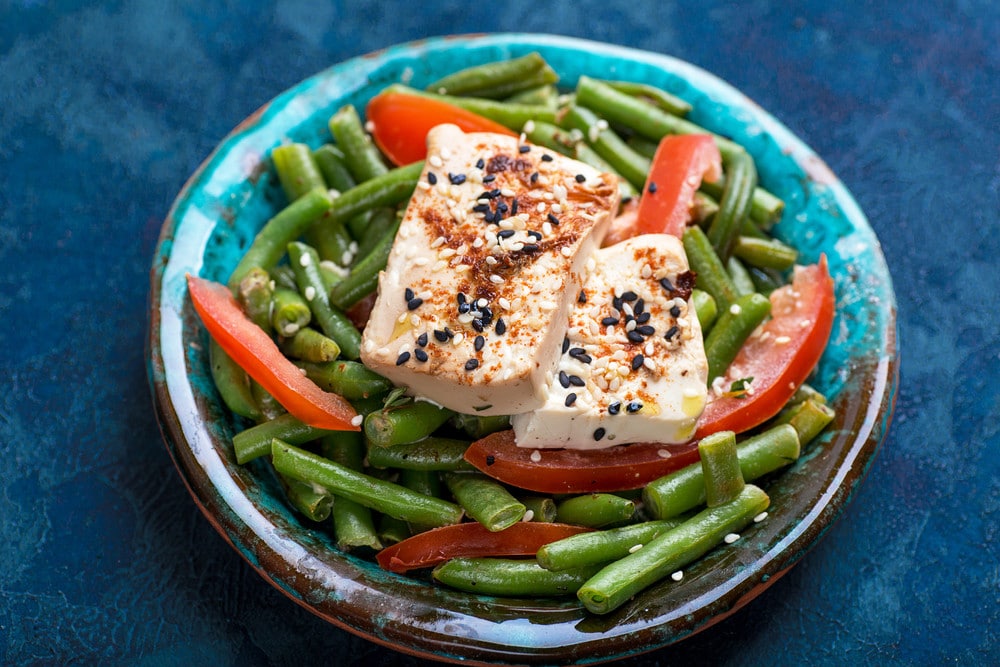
[0,2,996,665]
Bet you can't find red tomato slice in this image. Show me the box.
[464,430,700,494]
[695,256,835,437]
[376,522,591,574]
[635,134,721,238]
[186,274,359,431]
[365,91,517,166]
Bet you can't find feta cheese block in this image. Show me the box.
[511,234,709,448]
[360,124,621,415]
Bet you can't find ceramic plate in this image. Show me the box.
[148,34,898,665]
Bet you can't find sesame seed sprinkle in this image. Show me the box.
[593,427,606,441]
[395,352,411,365]
[724,533,740,544]
[671,571,683,582]
[351,414,363,427]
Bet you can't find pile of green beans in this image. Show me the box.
[201,52,835,615]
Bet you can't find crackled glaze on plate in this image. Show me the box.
[148,33,897,665]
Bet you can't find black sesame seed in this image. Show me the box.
[634,298,645,315]
[427,172,438,185]
[636,325,656,336]
[670,305,682,317]
[433,329,449,342]
[659,277,675,292]
[578,290,587,304]
[472,319,485,332]
[562,337,570,354]
[404,287,414,302]
[521,243,540,253]
[396,352,411,366]
[626,401,643,414]
[414,348,428,362]
[631,354,644,370]
[565,393,577,407]
[480,306,493,322]
[457,292,467,304]
[511,198,518,215]
[485,454,495,466]
[465,358,479,371]
[648,181,658,194]
[444,326,454,338]
[541,153,554,162]
[636,311,652,324]
[519,144,531,153]
[569,347,587,357]
[458,302,471,314]
[593,427,607,441]
[407,297,424,310]
[608,402,621,415]
[612,295,623,311]
[530,171,540,183]
[476,158,485,169]
[472,203,491,214]
[527,230,542,240]
[416,332,428,347]
[601,316,620,327]
[474,335,485,351]
[498,229,516,239]
[621,290,638,302]
[559,371,570,388]
[483,174,496,184]
[568,374,585,387]
[547,212,560,225]
[664,325,679,340]
[627,330,645,343]
[448,172,466,185]
[497,201,509,213]
[575,173,586,183]
[495,318,507,335]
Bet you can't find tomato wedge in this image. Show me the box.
[635,134,721,238]
[464,430,700,494]
[186,274,359,431]
[365,91,516,166]
[376,521,591,574]
[695,256,835,438]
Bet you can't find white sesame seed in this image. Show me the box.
[298,253,311,267]
[640,264,652,279]
[550,203,563,214]
[490,274,504,284]
[439,247,457,258]
[350,414,363,427]
[542,221,553,236]
[523,119,536,134]
[458,313,475,324]
[561,246,573,257]
[644,341,654,356]
[539,300,558,311]
[729,304,742,315]
[657,448,671,458]
[530,450,542,462]
[452,332,465,345]
[628,544,643,554]
[626,319,637,332]
[671,571,683,582]
[456,264,471,272]
[754,511,769,523]
[428,155,443,168]
[522,509,535,522]
[724,533,740,544]
[596,119,609,131]
[643,357,656,371]
[536,202,547,213]
[774,336,792,344]
[433,260,447,271]
[397,312,408,324]
[417,181,431,191]
[587,124,600,142]
[501,188,516,197]
[413,257,429,266]
[486,256,498,265]
[431,236,447,248]
[304,286,316,301]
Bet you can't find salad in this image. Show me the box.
[187,52,836,615]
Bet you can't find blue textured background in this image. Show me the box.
[1,1,996,665]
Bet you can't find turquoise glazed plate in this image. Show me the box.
[148,34,897,665]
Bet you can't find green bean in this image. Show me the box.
[433,558,598,597]
[233,413,331,464]
[364,400,455,448]
[425,52,557,99]
[349,394,388,418]
[272,439,464,527]
[208,339,261,421]
[790,383,827,406]
[774,399,836,446]
[643,424,799,519]
[575,75,743,161]
[236,267,273,334]
[443,472,526,532]
[279,328,340,363]
[690,289,718,333]
[329,215,401,310]
[603,79,693,117]
[316,161,420,234]
[225,188,332,291]
[700,176,784,229]
[704,292,772,383]
[555,493,635,528]
[287,241,362,359]
[250,381,285,420]
[682,226,740,312]
[451,413,511,440]
[726,256,756,297]
[748,265,785,296]
[378,514,411,545]
[521,496,557,523]
[297,359,392,400]
[537,518,686,571]
[308,216,356,267]
[733,235,799,271]
[352,206,397,264]
[328,104,388,182]
[383,84,558,130]
[707,150,757,263]
[399,468,444,533]
[320,432,383,551]
[366,436,472,471]
[506,83,558,108]
[698,431,744,507]
[559,104,651,191]
[578,484,770,614]
[269,264,297,291]
[270,287,311,337]
[279,474,333,522]
[317,259,346,292]
[625,134,659,159]
[692,191,720,225]
[311,144,356,193]
[272,143,326,201]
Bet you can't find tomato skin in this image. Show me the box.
[376,522,591,573]
[695,256,835,438]
[186,274,359,431]
[464,430,700,494]
[635,134,721,238]
[365,92,516,166]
